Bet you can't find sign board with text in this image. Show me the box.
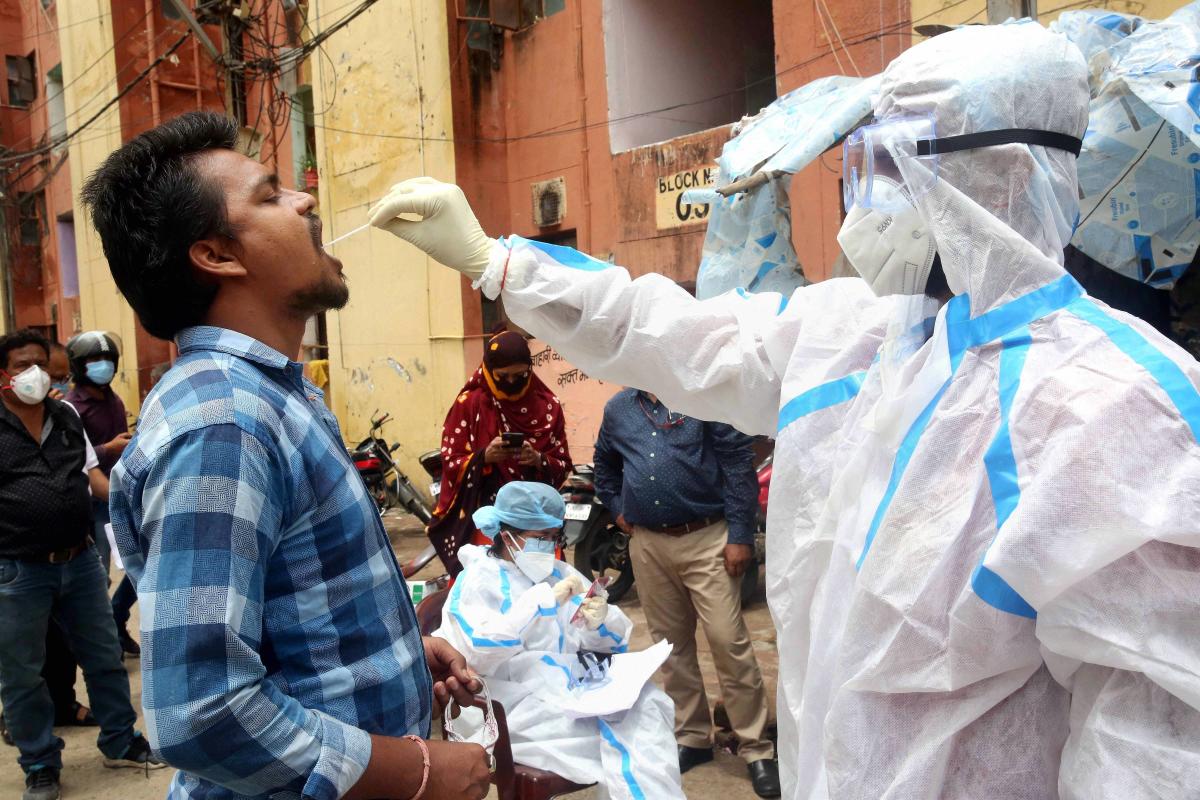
[654,165,718,230]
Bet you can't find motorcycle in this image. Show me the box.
[562,465,636,604]
[349,412,434,523]
[399,449,449,579]
[564,455,772,606]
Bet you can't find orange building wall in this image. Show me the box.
[0,0,74,339]
[448,0,910,456]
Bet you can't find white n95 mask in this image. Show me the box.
[4,365,51,405]
[837,176,936,297]
[504,532,556,583]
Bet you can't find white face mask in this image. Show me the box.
[504,532,556,583]
[837,176,937,297]
[5,365,51,405]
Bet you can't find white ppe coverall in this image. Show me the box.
[456,23,1200,800]
[434,544,685,800]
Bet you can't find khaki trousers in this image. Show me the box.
[629,520,773,762]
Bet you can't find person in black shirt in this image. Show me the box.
[0,329,164,800]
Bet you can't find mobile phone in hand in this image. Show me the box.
[502,431,526,449]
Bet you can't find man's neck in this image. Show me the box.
[83,384,106,400]
[2,392,45,440]
[202,301,307,361]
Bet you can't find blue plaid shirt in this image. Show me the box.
[110,327,432,800]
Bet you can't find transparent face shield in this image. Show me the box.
[843,116,939,213]
[843,115,1084,214]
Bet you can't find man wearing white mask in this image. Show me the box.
[0,328,163,800]
[370,21,1200,799]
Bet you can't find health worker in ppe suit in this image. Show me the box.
[374,22,1200,800]
[433,481,686,800]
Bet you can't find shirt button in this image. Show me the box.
[650,453,655,458]
[650,476,655,481]
[654,500,660,505]
[652,432,657,437]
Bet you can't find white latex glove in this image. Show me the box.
[368,177,494,280]
[580,596,607,631]
[552,575,588,605]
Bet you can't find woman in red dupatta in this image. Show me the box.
[428,331,572,574]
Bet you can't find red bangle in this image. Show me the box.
[403,735,430,800]
[499,245,513,294]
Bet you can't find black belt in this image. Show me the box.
[644,515,723,537]
[23,538,92,565]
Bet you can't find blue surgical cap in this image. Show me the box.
[472,481,566,539]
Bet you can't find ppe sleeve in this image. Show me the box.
[477,237,882,436]
[592,412,623,518]
[115,425,371,800]
[436,566,560,675]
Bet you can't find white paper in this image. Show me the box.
[559,639,672,719]
[104,522,123,571]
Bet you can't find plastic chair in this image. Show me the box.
[414,590,595,800]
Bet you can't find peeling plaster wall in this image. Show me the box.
[310,0,465,491]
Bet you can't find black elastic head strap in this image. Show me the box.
[916,128,1083,157]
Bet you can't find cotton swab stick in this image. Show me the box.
[323,222,370,250]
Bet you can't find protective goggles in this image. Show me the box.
[842,115,1083,212]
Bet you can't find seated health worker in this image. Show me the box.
[434,481,685,800]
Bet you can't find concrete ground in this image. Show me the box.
[0,510,779,799]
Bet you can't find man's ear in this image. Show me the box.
[190,236,247,279]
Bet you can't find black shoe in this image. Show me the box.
[678,745,714,774]
[103,733,167,771]
[118,627,141,657]
[747,758,781,798]
[23,767,60,800]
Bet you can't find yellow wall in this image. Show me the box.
[309,0,465,484]
[58,0,142,416]
[912,0,1192,32]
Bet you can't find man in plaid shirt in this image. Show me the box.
[82,112,491,800]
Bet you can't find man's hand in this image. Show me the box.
[518,441,543,468]
[104,432,133,459]
[368,178,494,280]
[48,387,65,401]
[425,739,491,799]
[423,636,481,711]
[615,514,633,535]
[347,736,490,800]
[484,436,518,465]
[723,543,755,578]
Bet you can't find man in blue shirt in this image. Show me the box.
[81,112,490,800]
[594,388,780,797]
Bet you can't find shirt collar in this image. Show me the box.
[176,326,307,388]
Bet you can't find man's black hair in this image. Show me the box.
[0,328,51,370]
[80,111,240,340]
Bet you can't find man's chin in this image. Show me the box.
[288,278,350,316]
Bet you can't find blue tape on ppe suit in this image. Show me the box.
[598,719,647,800]
[858,274,1084,573]
[540,655,573,688]
[777,372,868,433]
[448,579,522,648]
[1068,298,1200,443]
[973,328,1037,619]
[517,235,612,272]
[499,569,512,613]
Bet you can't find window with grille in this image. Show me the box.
[6,53,36,107]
